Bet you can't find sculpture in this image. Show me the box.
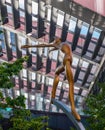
[21,38,81,121]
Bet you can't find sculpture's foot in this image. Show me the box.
[50,93,55,104]
[50,100,53,104]
[50,97,55,104]
[71,108,81,121]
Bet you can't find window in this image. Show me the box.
[19,0,25,9]
[68,16,77,32]
[57,10,64,27]
[91,28,101,42]
[82,61,89,70]
[72,57,79,67]
[32,1,38,16]
[88,42,96,52]
[46,6,51,21]
[78,71,85,80]
[22,69,27,78]
[10,32,15,45]
[32,72,36,80]
[18,36,26,45]
[52,50,58,60]
[6,5,12,14]
[6,0,11,3]
[80,22,89,37]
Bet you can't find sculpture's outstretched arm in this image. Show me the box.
[21,43,55,49]
[21,38,62,49]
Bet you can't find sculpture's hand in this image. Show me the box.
[21,45,30,49]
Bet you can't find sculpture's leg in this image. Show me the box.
[51,65,65,99]
[65,61,81,121]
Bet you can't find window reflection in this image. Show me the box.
[18,36,26,45]
[46,6,51,21]
[78,71,85,80]
[68,17,77,32]
[22,69,27,78]
[10,32,15,45]
[72,57,79,67]
[82,61,89,69]
[91,28,101,42]
[57,10,64,27]
[81,90,88,96]
[88,42,96,52]
[19,0,25,9]
[6,0,11,3]
[6,5,12,14]
[80,22,89,37]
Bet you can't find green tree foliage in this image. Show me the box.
[0,56,51,130]
[0,91,51,130]
[84,82,105,130]
[10,114,50,130]
[0,56,28,88]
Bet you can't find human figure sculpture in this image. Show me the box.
[21,38,81,121]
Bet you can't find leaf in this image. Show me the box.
[84,82,105,130]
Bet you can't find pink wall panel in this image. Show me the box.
[73,0,105,16]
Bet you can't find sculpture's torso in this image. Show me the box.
[60,43,72,66]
